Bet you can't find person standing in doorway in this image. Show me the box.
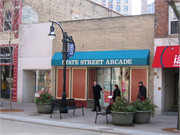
[137,81,147,101]
[112,84,121,102]
[91,81,104,112]
[2,81,6,93]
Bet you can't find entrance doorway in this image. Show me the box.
[97,67,130,107]
[174,73,178,107]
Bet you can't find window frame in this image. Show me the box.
[116,5,120,11]
[124,6,128,12]
[124,0,128,3]
[117,0,120,3]
[109,5,113,9]
[168,4,180,35]
[3,10,11,31]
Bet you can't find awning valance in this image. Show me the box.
[152,46,179,68]
[52,50,150,66]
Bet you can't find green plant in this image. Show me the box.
[131,98,157,117]
[111,97,136,113]
[35,91,54,105]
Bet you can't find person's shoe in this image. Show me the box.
[97,109,101,112]
[91,109,96,111]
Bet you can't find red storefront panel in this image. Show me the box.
[57,69,70,98]
[131,68,148,102]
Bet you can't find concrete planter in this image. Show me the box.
[37,103,52,114]
[112,112,134,126]
[133,111,151,124]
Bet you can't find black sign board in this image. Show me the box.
[0,47,13,64]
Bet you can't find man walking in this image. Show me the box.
[91,81,103,112]
[137,81,147,101]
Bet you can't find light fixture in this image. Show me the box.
[48,23,56,40]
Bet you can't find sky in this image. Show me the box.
[132,0,155,15]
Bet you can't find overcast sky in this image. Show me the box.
[132,0,155,15]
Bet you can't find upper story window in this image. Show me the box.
[109,0,113,2]
[102,4,106,6]
[4,10,11,31]
[169,5,180,35]
[116,5,120,11]
[102,0,106,2]
[124,0,128,3]
[117,0,120,3]
[124,6,128,11]
[109,5,113,9]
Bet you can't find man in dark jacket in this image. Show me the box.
[137,81,147,101]
[91,81,103,111]
[112,84,121,102]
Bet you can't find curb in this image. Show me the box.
[0,114,170,135]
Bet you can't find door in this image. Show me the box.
[174,73,178,107]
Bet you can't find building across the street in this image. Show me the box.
[18,14,154,107]
[0,0,122,102]
[153,0,179,115]
[91,0,132,16]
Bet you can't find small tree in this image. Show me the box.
[166,0,180,131]
[0,0,22,110]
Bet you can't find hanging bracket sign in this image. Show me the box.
[67,40,75,59]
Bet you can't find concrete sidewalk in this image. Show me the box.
[0,101,178,135]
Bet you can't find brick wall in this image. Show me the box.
[22,0,122,24]
[51,15,155,101]
[155,0,168,38]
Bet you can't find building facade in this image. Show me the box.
[91,0,132,16]
[153,0,179,115]
[0,0,122,102]
[51,15,154,108]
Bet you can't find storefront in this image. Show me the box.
[52,49,150,108]
[152,45,179,114]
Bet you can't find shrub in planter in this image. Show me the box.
[132,98,157,124]
[111,97,136,126]
[35,91,55,114]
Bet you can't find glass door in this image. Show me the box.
[97,67,130,107]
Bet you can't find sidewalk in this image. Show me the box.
[0,101,178,135]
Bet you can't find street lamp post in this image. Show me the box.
[48,21,75,113]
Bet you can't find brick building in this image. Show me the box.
[51,15,154,108]
[152,0,179,115]
[0,0,122,102]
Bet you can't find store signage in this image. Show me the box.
[152,45,180,68]
[0,47,13,64]
[67,42,75,59]
[62,59,133,66]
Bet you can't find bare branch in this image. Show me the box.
[166,0,179,19]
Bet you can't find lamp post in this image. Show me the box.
[48,21,75,113]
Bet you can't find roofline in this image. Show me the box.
[86,0,124,16]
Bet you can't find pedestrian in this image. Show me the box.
[112,84,121,102]
[2,81,7,93]
[91,81,104,112]
[137,81,147,101]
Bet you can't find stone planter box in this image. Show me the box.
[112,112,134,126]
[133,111,151,124]
[37,103,52,114]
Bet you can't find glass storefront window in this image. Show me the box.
[36,70,51,92]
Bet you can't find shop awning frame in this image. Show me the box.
[52,49,150,66]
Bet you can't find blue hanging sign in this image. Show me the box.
[67,41,75,59]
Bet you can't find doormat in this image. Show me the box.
[162,128,180,133]
[0,109,24,112]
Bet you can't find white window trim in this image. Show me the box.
[168,3,180,35]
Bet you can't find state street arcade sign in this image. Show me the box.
[0,47,13,64]
[62,59,133,66]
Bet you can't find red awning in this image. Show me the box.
[152,46,180,68]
